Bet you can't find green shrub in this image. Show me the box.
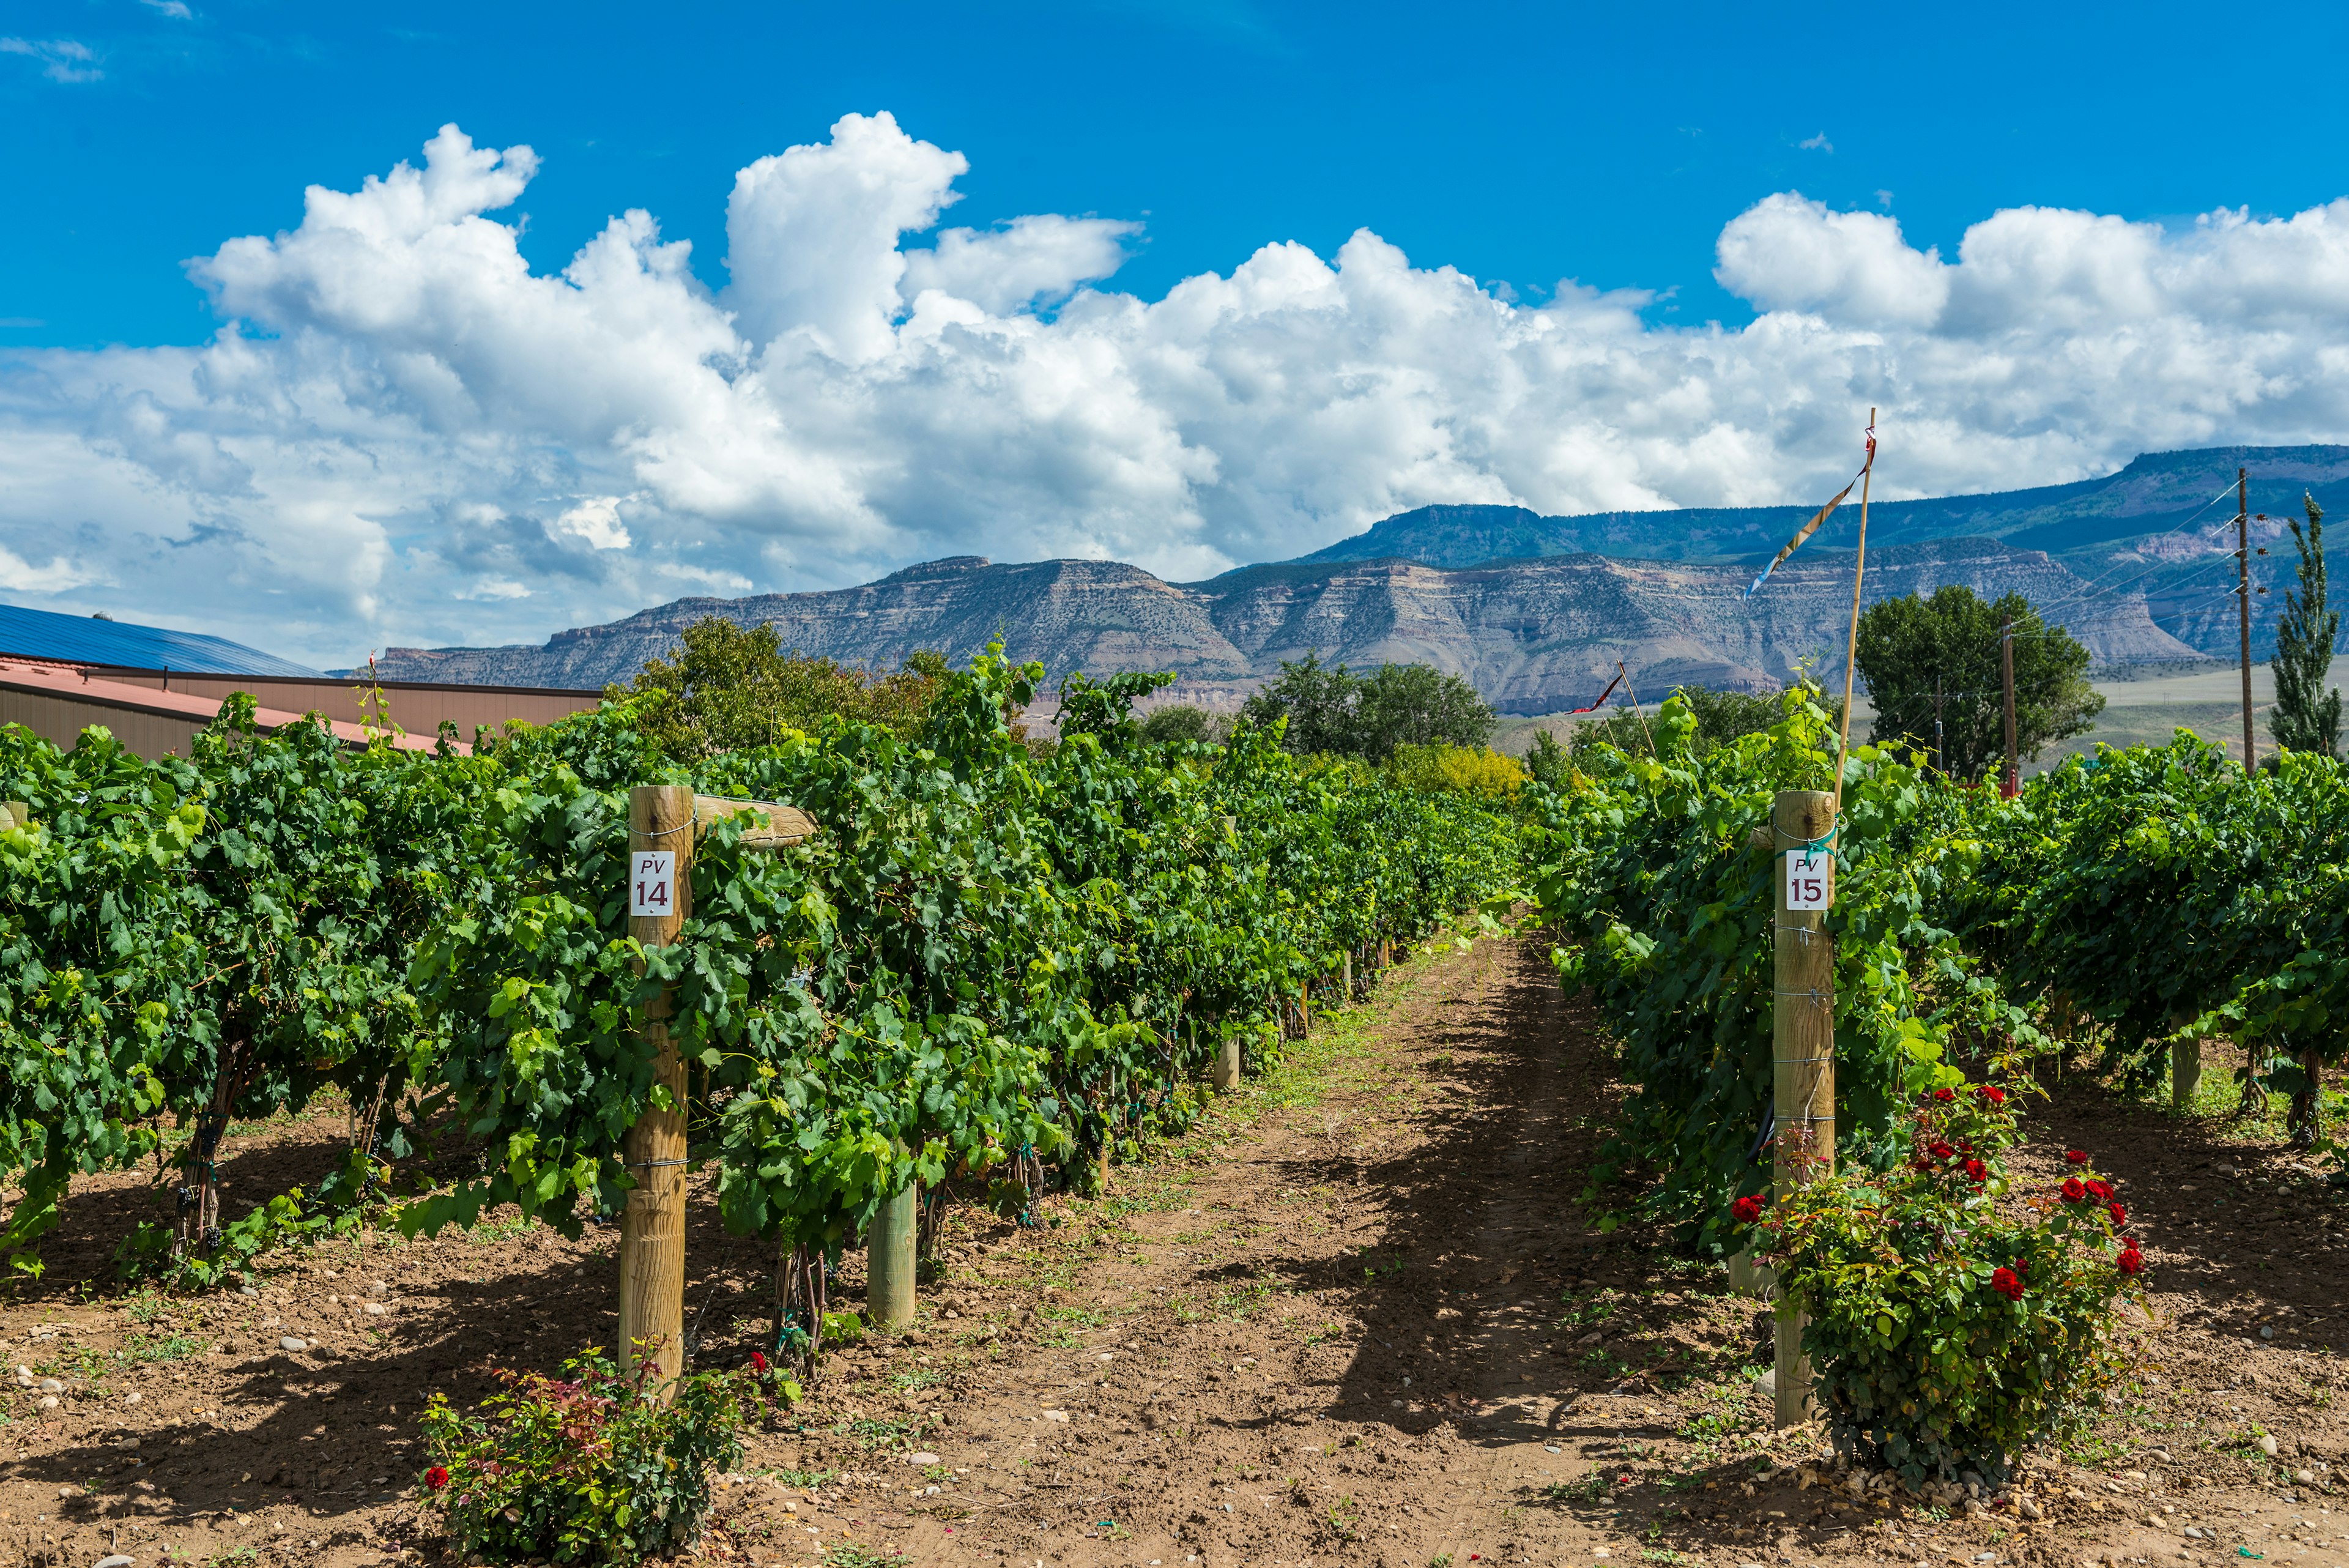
[419,1352,748,1564]
[1381,743,1526,802]
[1743,1081,2142,1484]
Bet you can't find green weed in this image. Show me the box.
[761,1466,835,1487]
[1215,1279,1278,1318]
[1542,1472,1612,1505]
[823,1546,912,1568]
[829,1415,935,1452]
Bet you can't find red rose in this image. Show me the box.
[1964,1159,1987,1184]
[2084,1179,2113,1202]
[1932,1088,1956,1103]
[2065,1149,2089,1164]
[1929,1141,1955,1161]
[2107,1202,2127,1227]
[751,1350,770,1374]
[1977,1085,2006,1105]
[1732,1194,1765,1224]
[1991,1267,2024,1301]
[426,1466,451,1492]
[2061,1178,2087,1203]
[2117,1246,2143,1277]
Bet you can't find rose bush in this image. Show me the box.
[418,1353,750,1564]
[1740,1079,2143,1484]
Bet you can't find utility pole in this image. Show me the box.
[2238,466,2255,775]
[2000,619,2019,797]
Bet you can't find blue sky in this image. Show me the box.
[7,0,2349,665]
[7,0,2342,350]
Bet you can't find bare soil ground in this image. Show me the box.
[2,933,2345,1568]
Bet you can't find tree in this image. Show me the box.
[1137,704,1231,747]
[1241,651,1361,756]
[1352,662,1495,760]
[2272,492,2342,760]
[612,617,949,760]
[1855,587,2103,781]
[1678,686,1786,754]
[1240,653,1494,761]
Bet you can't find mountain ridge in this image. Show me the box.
[373,444,2348,709]
[1287,444,2349,571]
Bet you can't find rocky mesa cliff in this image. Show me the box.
[375,538,2195,713]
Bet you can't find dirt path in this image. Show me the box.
[1,932,2345,1568]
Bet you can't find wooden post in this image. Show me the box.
[621,784,694,1395]
[2173,1037,2202,1112]
[1772,788,1836,1429]
[1,801,27,831]
[2238,466,2256,775]
[1097,1090,1114,1191]
[867,1181,918,1333]
[1211,1032,1241,1092]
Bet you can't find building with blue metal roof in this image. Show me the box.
[0,602,321,677]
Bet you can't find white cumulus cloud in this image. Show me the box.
[550,496,633,552]
[1,37,100,83]
[5,113,2349,669]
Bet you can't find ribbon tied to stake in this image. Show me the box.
[1742,417,1878,601]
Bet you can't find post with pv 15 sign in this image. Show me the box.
[631,850,675,917]
[1784,848,1832,910]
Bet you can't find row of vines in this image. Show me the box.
[0,655,1519,1332]
[1520,685,2344,1475]
[1526,685,2349,1242]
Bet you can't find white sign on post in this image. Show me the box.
[1784,849,1833,911]
[630,850,677,918]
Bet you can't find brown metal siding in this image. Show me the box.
[0,686,206,757]
[80,673,601,737]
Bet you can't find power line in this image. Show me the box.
[2026,476,2247,620]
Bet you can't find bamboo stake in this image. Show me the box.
[1616,661,1658,756]
[1832,410,1877,816]
[621,784,694,1397]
